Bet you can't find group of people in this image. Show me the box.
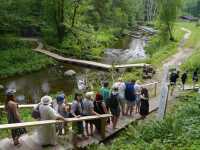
[4,78,150,147]
[170,69,199,93]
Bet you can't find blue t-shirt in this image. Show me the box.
[125,83,136,101]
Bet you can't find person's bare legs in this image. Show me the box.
[85,123,89,136]
[112,116,119,129]
[121,103,125,116]
[90,123,93,136]
[13,137,20,146]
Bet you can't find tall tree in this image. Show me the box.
[157,0,182,41]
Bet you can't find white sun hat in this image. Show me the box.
[41,95,52,105]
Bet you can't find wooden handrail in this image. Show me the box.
[0,82,159,109]
[0,114,112,130]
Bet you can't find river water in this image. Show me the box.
[0,35,147,104]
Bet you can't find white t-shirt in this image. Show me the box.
[113,81,126,99]
[134,83,141,95]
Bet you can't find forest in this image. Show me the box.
[0,0,199,77]
[1,0,200,149]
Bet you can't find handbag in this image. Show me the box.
[32,104,40,119]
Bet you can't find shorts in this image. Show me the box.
[119,97,126,106]
[136,95,141,105]
[110,107,120,117]
[127,100,136,107]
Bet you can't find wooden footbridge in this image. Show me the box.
[21,38,150,70]
[0,82,159,150]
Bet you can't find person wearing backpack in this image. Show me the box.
[93,93,107,132]
[125,80,136,116]
[107,87,120,129]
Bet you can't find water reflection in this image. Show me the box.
[0,64,82,104]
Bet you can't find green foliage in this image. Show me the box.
[89,93,200,150]
[0,108,34,139]
[145,23,185,67]
[0,38,54,78]
[182,0,200,17]
[180,22,200,72]
[157,0,182,41]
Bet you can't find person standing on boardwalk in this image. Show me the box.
[38,96,65,147]
[169,70,179,95]
[134,80,142,113]
[192,69,198,89]
[112,78,126,115]
[125,80,136,116]
[71,93,87,140]
[53,94,69,135]
[93,93,107,132]
[82,92,100,136]
[139,87,149,119]
[100,81,110,106]
[181,71,188,90]
[107,87,120,129]
[5,89,27,146]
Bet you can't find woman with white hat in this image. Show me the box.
[37,95,65,147]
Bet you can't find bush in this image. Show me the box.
[89,93,200,150]
[0,48,54,78]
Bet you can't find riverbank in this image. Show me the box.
[89,92,200,150]
[0,37,55,78]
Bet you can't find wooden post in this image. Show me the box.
[164,84,170,118]
[100,118,107,139]
[154,82,158,96]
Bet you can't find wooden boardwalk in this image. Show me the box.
[21,38,149,70]
[0,98,159,150]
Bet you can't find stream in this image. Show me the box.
[0,29,150,104]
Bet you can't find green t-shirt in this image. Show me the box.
[100,87,110,103]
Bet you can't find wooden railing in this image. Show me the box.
[0,82,159,110]
[0,114,112,138]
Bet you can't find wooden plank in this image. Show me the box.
[0,114,112,130]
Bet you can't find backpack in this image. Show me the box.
[94,101,105,114]
[125,83,135,101]
[107,94,119,108]
[32,104,40,119]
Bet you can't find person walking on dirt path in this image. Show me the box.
[169,70,179,96]
[192,69,198,89]
[5,89,27,146]
[181,71,188,90]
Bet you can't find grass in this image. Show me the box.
[178,22,200,72]
[0,108,34,139]
[145,23,185,67]
[89,92,200,150]
[0,37,55,78]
